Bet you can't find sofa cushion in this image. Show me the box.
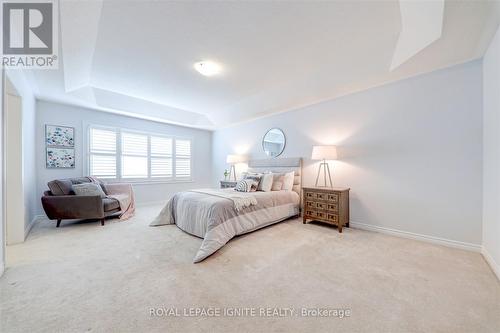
[72,183,106,198]
[47,177,94,196]
[103,198,120,212]
[48,179,74,195]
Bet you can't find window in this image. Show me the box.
[121,132,148,178]
[151,136,173,178]
[88,126,191,182]
[89,128,117,178]
[175,139,191,178]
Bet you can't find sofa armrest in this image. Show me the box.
[41,195,104,220]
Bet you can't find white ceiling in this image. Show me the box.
[28,0,500,130]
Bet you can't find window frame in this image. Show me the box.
[88,127,118,179]
[85,124,193,184]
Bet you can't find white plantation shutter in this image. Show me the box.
[88,126,192,181]
[121,132,148,178]
[151,136,173,177]
[89,128,117,178]
[175,139,191,178]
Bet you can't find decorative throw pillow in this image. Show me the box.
[234,179,256,192]
[72,183,107,198]
[282,171,295,191]
[258,173,274,192]
[243,172,262,191]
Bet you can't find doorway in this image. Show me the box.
[3,77,25,247]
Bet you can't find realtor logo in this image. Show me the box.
[1,0,58,68]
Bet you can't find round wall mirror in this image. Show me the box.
[262,128,286,157]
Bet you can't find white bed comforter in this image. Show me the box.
[150,189,299,262]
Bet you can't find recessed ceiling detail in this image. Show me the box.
[390,0,445,71]
[60,0,103,92]
[27,0,500,130]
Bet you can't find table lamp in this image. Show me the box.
[226,154,246,181]
[311,145,338,187]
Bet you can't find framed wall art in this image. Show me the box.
[45,124,75,168]
[46,147,75,169]
[45,125,74,147]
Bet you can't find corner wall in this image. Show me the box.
[213,60,483,248]
[482,24,500,279]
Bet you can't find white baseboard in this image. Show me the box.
[24,215,44,239]
[349,220,481,252]
[481,246,500,281]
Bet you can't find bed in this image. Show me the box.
[150,157,302,262]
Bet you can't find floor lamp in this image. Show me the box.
[311,145,338,187]
[226,154,246,181]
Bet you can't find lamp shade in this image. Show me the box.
[226,154,247,164]
[311,145,338,160]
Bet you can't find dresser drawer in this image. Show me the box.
[306,200,327,210]
[327,203,338,212]
[327,193,339,203]
[305,192,315,200]
[315,192,327,201]
[305,210,326,220]
[316,211,326,219]
[316,202,327,210]
[305,201,315,209]
[326,213,338,224]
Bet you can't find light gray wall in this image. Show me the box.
[36,100,213,215]
[482,25,500,273]
[5,70,37,235]
[213,60,483,245]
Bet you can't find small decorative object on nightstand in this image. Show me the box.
[220,180,238,189]
[302,186,350,233]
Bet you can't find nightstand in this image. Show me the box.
[302,186,350,233]
[220,180,238,189]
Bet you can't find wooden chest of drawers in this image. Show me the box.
[302,187,350,233]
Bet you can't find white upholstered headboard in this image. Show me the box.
[247,157,302,195]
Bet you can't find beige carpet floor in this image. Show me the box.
[1,203,499,333]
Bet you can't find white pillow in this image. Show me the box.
[72,183,106,198]
[258,173,274,192]
[271,173,284,191]
[282,171,295,191]
[271,180,283,191]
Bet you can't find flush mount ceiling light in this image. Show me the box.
[194,61,222,76]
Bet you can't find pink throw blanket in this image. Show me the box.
[89,177,135,220]
[106,184,136,220]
